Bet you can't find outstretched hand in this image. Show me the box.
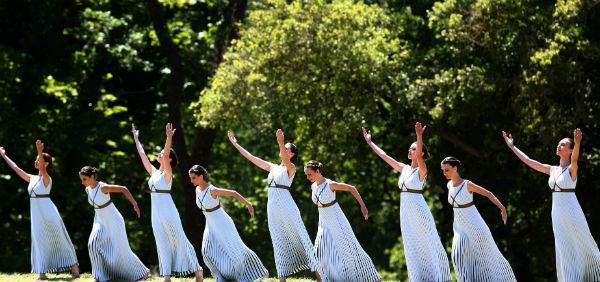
[131,123,140,138]
[276,129,284,143]
[361,205,369,220]
[133,203,141,218]
[35,140,44,154]
[246,203,255,217]
[361,127,372,143]
[501,208,507,225]
[0,146,5,157]
[502,131,514,147]
[227,130,237,144]
[415,122,426,136]
[166,123,176,138]
[573,128,582,144]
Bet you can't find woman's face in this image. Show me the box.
[284,143,295,160]
[304,167,320,183]
[79,174,95,187]
[440,163,457,180]
[34,156,40,169]
[407,143,418,160]
[188,173,202,186]
[556,138,572,157]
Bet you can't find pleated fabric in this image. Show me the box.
[28,175,78,274]
[148,169,201,276]
[448,180,516,282]
[312,179,381,282]
[86,182,149,281]
[196,185,268,282]
[398,167,450,282]
[267,164,318,277]
[548,166,600,281]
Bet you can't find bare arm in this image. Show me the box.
[502,131,550,175]
[35,140,50,187]
[362,127,405,172]
[101,184,141,218]
[162,123,175,183]
[276,129,295,177]
[467,181,507,224]
[330,181,369,220]
[132,124,156,175]
[414,122,428,181]
[211,187,255,216]
[0,146,32,182]
[570,128,582,181]
[228,131,273,172]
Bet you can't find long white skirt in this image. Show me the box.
[30,198,78,273]
[452,206,516,282]
[552,193,600,281]
[202,208,268,282]
[268,188,318,277]
[400,193,450,282]
[314,203,380,282]
[151,193,201,276]
[88,203,149,281]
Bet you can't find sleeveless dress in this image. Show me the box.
[398,167,450,281]
[448,180,516,282]
[148,169,201,276]
[548,165,600,281]
[86,182,149,281]
[266,164,318,277]
[196,185,268,281]
[28,175,78,273]
[311,179,381,282]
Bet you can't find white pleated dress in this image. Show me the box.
[86,182,149,281]
[28,175,78,274]
[196,185,268,281]
[267,164,318,277]
[148,169,201,276]
[448,180,516,282]
[398,167,450,282]
[312,179,381,282]
[548,165,600,281]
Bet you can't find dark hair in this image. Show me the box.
[41,153,53,169]
[287,143,298,164]
[566,138,575,149]
[412,142,431,160]
[304,160,323,172]
[79,166,98,177]
[441,156,461,168]
[168,148,179,167]
[189,165,208,180]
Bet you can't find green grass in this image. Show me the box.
[0,273,316,282]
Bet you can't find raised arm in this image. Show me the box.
[132,124,156,175]
[362,127,405,172]
[276,129,295,177]
[211,187,255,217]
[414,122,428,181]
[0,146,32,182]
[467,181,507,224]
[569,128,582,181]
[101,184,141,218]
[330,181,369,220]
[35,140,50,187]
[502,131,551,175]
[227,131,273,172]
[162,123,175,183]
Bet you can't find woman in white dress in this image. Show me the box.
[440,156,516,282]
[132,123,203,282]
[0,140,78,280]
[303,160,381,282]
[363,122,450,281]
[188,165,268,281]
[228,129,319,281]
[79,166,150,282]
[502,128,600,281]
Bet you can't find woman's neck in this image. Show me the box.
[89,180,98,189]
[315,175,326,185]
[410,160,418,168]
[450,175,463,187]
[559,156,570,168]
[198,181,210,190]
